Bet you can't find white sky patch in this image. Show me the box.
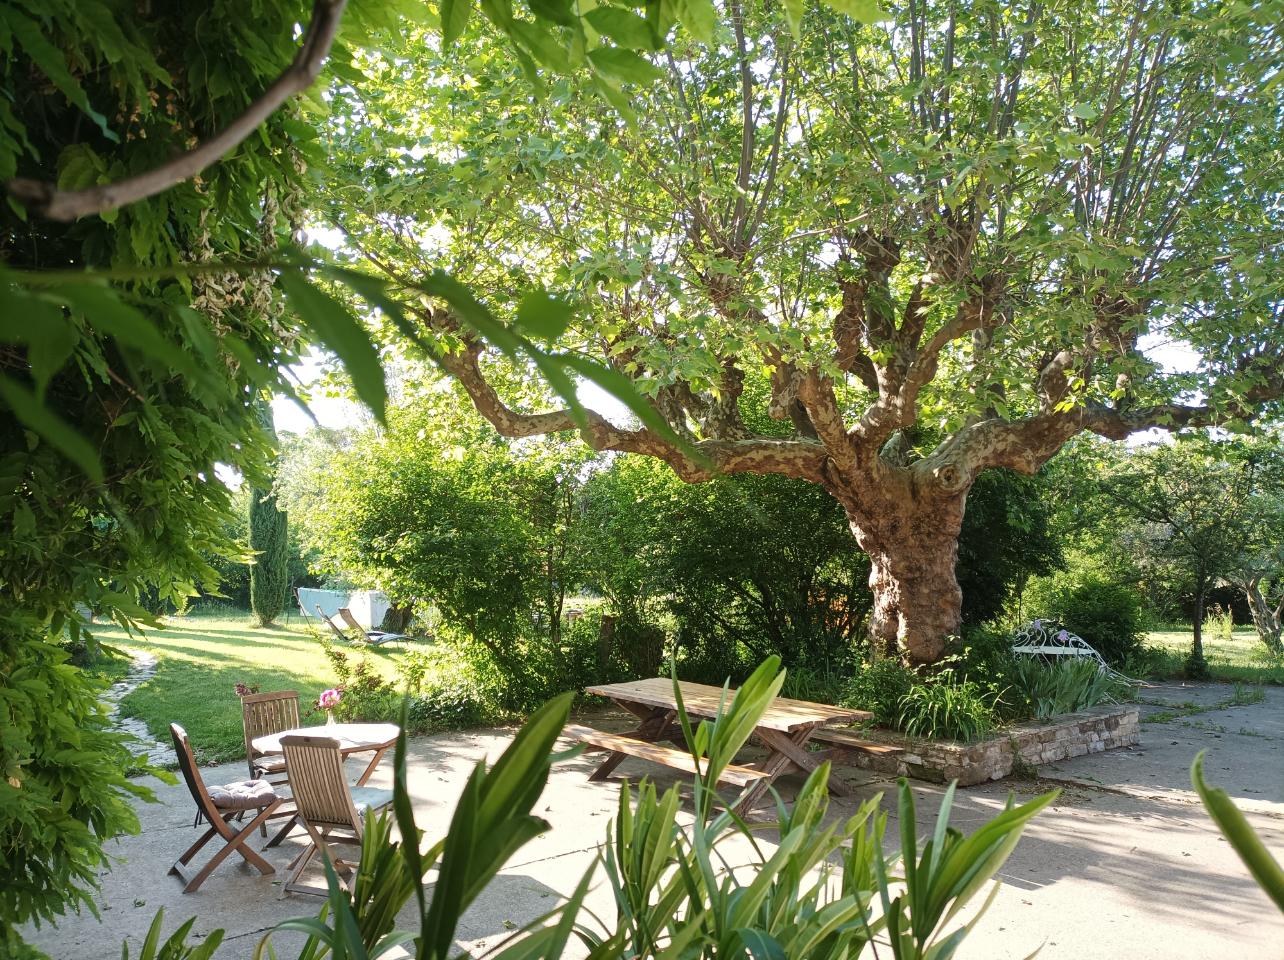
[1138,332,1201,376]
[304,225,346,250]
[272,352,363,436]
[1128,332,1204,446]
[577,379,633,427]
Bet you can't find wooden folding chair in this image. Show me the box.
[241,689,300,783]
[168,723,285,893]
[278,734,393,897]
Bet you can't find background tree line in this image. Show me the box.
[278,372,1064,706]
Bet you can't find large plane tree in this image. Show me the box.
[324,0,1284,663]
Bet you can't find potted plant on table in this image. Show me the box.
[317,687,343,725]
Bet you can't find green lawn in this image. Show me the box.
[93,610,409,765]
[1144,625,1284,684]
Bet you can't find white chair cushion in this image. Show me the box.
[253,755,288,773]
[349,786,394,814]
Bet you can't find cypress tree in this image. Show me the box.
[249,399,289,626]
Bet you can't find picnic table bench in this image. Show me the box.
[568,677,889,811]
[562,724,770,788]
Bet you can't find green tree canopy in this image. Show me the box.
[1098,435,1284,671]
[317,0,1284,661]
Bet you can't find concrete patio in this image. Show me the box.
[26,682,1284,959]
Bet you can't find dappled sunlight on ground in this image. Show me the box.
[26,684,1284,960]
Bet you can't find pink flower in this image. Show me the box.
[318,688,343,710]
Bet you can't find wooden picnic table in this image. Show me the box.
[580,677,873,811]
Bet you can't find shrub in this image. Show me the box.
[1,633,158,956]
[1184,647,1212,681]
[1005,659,1130,721]
[1045,577,1146,664]
[841,658,918,728]
[406,679,490,732]
[778,658,849,705]
[898,674,999,742]
[1119,644,1181,680]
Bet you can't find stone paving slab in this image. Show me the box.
[103,649,178,768]
[25,684,1284,960]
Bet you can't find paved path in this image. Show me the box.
[102,649,178,768]
[27,682,1284,959]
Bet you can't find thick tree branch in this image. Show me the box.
[832,278,880,391]
[797,369,857,470]
[900,274,1004,411]
[7,0,347,221]
[435,324,831,484]
[930,357,1284,487]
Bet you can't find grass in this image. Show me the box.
[90,609,415,765]
[1141,625,1284,685]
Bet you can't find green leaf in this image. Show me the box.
[529,0,577,26]
[516,290,573,342]
[556,353,690,451]
[677,0,716,43]
[587,48,665,85]
[6,9,118,144]
[586,7,659,49]
[510,22,568,71]
[27,315,78,397]
[781,0,805,38]
[1193,751,1284,913]
[0,284,76,395]
[1070,103,1099,121]
[328,267,430,353]
[280,271,387,421]
[822,0,891,24]
[60,286,203,383]
[733,929,787,960]
[442,0,474,45]
[0,375,103,482]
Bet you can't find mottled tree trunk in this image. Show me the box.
[1240,576,1284,656]
[380,604,414,633]
[840,475,969,665]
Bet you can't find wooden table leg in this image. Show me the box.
[354,746,389,786]
[733,727,852,813]
[758,728,852,797]
[586,706,675,782]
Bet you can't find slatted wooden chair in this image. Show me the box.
[279,734,394,897]
[168,723,285,893]
[240,690,300,784]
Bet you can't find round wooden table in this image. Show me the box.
[250,721,400,850]
[252,721,400,786]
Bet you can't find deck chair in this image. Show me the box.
[240,690,300,783]
[278,734,393,897]
[338,607,412,646]
[317,605,354,644]
[169,723,285,893]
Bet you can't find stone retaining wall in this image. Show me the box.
[840,704,1140,786]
